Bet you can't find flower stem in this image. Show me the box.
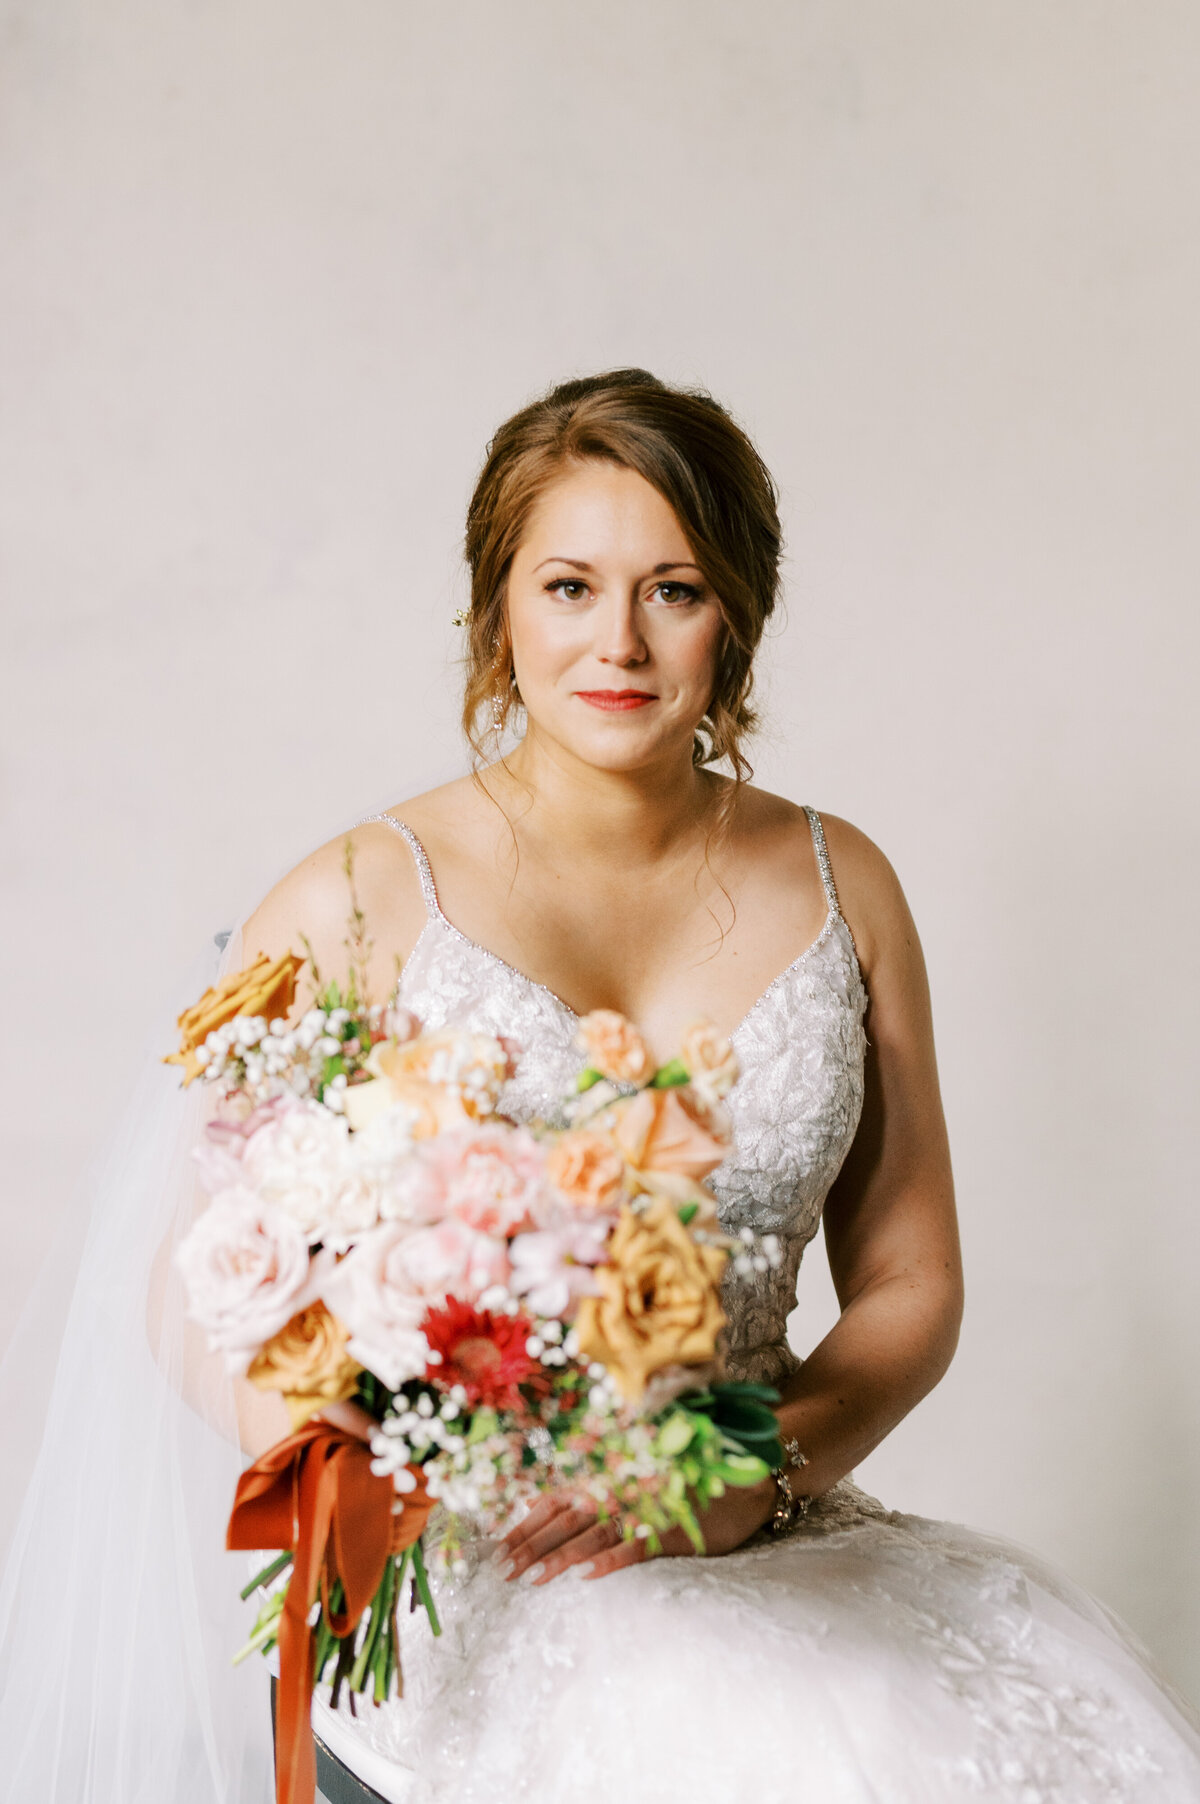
[410,1538,441,1637]
[239,1551,292,1600]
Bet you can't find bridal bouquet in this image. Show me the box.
[167,858,783,1804]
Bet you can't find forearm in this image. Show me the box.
[772,1270,962,1498]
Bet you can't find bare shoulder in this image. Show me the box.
[238,772,483,1010]
[816,809,926,991]
[736,784,918,985]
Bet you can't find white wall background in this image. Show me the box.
[2,0,1197,1700]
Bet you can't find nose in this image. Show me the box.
[594,591,648,668]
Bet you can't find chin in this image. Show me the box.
[536,714,693,775]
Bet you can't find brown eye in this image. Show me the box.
[546,579,588,602]
[653,582,701,605]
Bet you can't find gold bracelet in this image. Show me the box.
[768,1440,812,1536]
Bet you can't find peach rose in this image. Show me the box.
[576,1011,656,1086]
[377,1030,512,1103]
[165,951,306,1084]
[574,1199,727,1401]
[679,1019,739,1103]
[544,1130,627,1214]
[600,1087,732,1184]
[247,1301,362,1429]
[344,1031,511,1132]
[344,1069,473,1138]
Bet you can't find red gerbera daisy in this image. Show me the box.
[422,1296,544,1410]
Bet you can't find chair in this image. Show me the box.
[269,1676,391,1804]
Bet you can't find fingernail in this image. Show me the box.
[494,1557,514,1579]
[521,1562,545,1585]
[490,1544,511,1567]
[573,1562,594,1580]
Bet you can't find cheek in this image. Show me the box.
[673,617,725,690]
[508,599,583,677]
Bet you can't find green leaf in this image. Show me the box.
[710,1380,782,1405]
[676,1201,699,1226]
[574,1066,604,1093]
[656,1412,697,1457]
[650,1058,690,1088]
[716,1453,770,1485]
[467,1406,499,1445]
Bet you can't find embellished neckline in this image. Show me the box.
[402,903,854,1044]
[365,808,864,1045]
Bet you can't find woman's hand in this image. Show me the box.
[496,1477,776,1586]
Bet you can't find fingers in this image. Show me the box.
[494,1496,652,1585]
[501,1502,601,1580]
[581,1534,646,1580]
[521,1514,627,1586]
[498,1491,575,1556]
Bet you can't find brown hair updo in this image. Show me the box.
[461,368,783,800]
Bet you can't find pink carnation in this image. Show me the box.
[392,1216,511,1305]
[508,1221,608,1319]
[392,1123,547,1236]
[193,1096,298,1195]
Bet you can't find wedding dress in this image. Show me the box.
[1,806,1195,1804]
[303,807,1200,1804]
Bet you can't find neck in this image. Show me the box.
[489,724,724,868]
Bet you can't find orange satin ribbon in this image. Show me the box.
[227,1421,432,1804]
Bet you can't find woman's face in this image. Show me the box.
[504,461,726,774]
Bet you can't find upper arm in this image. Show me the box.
[818,815,963,1337]
[239,820,428,1023]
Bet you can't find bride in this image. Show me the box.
[2,367,1197,1804]
[238,370,1200,1801]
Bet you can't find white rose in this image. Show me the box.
[242,1098,380,1246]
[320,1223,431,1390]
[349,1101,427,1222]
[174,1186,317,1374]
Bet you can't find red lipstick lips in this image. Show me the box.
[575,690,657,712]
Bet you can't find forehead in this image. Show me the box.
[516,461,694,564]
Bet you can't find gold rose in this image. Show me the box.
[247,1303,362,1430]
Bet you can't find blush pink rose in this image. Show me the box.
[319,1222,432,1390]
[174,1185,319,1375]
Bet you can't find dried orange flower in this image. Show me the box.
[165,950,306,1084]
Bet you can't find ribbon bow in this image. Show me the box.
[227,1421,429,1804]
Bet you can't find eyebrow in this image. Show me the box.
[532,557,703,575]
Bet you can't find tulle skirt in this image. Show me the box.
[311,1481,1200,1804]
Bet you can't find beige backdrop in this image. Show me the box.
[3,0,1197,1698]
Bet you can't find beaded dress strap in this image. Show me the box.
[354,813,441,921]
[802,805,841,917]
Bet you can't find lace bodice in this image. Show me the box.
[359,807,868,1386]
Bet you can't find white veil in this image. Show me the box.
[0,921,276,1804]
